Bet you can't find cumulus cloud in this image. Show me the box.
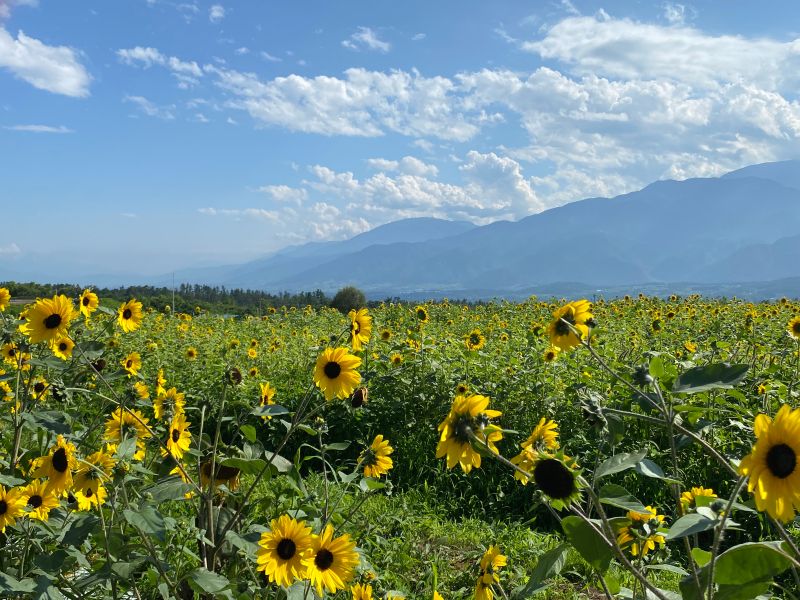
[117,46,202,87]
[366,156,439,177]
[0,28,90,97]
[260,51,281,62]
[124,95,175,119]
[198,207,278,221]
[0,0,37,19]
[342,27,390,53]
[208,4,225,23]
[4,124,73,133]
[257,184,308,205]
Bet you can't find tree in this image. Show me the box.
[330,286,366,314]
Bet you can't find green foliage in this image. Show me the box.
[330,285,367,314]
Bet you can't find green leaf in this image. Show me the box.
[186,568,231,595]
[644,564,689,576]
[250,404,289,418]
[359,477,386,492]
[296,424,318,436]
[714,542,791,585]
[143,476,193,503]
[220,457,266,475]
[516,543,569,597]
[124,505,167,542]
[240,424,257,443]
[59,513,100,547]
[0,474,25,487]
[31,575,66,600]
[0,572,36,593]
[324,442,350,451]
[666,513,717,540]
[561,516,613,574]
[691,548,712,567]
[594,450,648,479]
[267,453,292,473]
[599,484,648,513]
[673,364,749,394]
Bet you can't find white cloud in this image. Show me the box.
[118,46,202,88]
[198,207,279,221]
[235,46,249,55]
[366,158,399,171]
[4,124,73,133]
[117,46,164,68]
[0,0,37,19]
[260,51,281,62]
[0,28,90,97]
[257,184,307,205]
[662,3,687,25]
[412,33,426,41]
[209,4,225,23]
[124,95,175,119]
[342,26,390,53]
[0,242,21,255]
[366,157,438,176]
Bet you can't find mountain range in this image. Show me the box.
[4,160,800,299]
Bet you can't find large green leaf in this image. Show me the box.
[0,572,36,593]
[186,568,231,596]
[561,516,613,574]
[666,513,716,540]
[124,505,167,542]
[599,484,648,513]
[143,476,193,503]
[672,364,749,394]
[595,450,648,479]
[59,513,100,547]
[515,543,569,597]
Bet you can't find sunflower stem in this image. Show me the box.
[706,476,747,600]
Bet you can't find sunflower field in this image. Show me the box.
[1,285,800,600]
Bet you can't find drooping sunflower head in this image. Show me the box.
[313,347,362,401]
[303,524,360,595]
[350,386,368,408]
[530,451,583,510]
[105,407,152,451]
[478,545,507,584]
[739,404,800,523]
[435,394,502,473]
[21,295,76,344]
[79,289,99,318]
[361,434,393,478]
[256,515,313,587]
[117,299,144,333]
[200,461,240,491]
[348,308,372,352]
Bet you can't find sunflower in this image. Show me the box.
[0,287,10,312]
[117,299,143,333]
[0,485,26,532]
[1,342,17,365]
[21,295,76,344]
[680,486,717,513]
[155,368,167,397]
[542,346,560,362]
[0,381,12,403]
[314,347,362,401]
[74,449,116,491]
[304,524,360,595]
[105,407,151,460]
[352,583,373,600]
[414,305,429,323]
[547,300,592,351]
[200,461,240,490]
[521,417,559,451]
[50,336,75,360]
[134,381,150,399]
[436,394,502,473]
[616,506,667,557]
[479,545,506,584]
[30,376,49,401]
[530,451,583,510]
[249,366,259,378]
[74,483,108,511]
[79,289,99,319]
[247,347,258,359]
[379,328,392,342]
[361,435,393,478]
[185,347,198,360]
[349,308,372,352]
[259,382,277,420]
[739,404,800,522]
[788,317,800,341]
[21,480,59,521]
[465,329,486,351]
[389,353,403,366]
[164,412,192,460]
[154,387,185,420]
[455,382,469,395]
[29,435,78,493]
[683,340,697,354]
[256,515,313,587]
[121,352,142,377]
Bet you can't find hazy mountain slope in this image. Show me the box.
[721,159,800,191]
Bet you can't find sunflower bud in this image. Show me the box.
[350,387,368,408]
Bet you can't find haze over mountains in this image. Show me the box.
[4,160,800,299]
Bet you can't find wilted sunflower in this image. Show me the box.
[21,480,59,521]
[79,289,99,319]
[465,329,486,351]
[521,417,559,451]
[350,387,368,408]
[414,305,429,323]
[349,308,372,352]
[436,394,502,473]
[117,299,143,333]
[352,583,373,600]
[21,295,76,344]
[547,299,592,351]
[0,485,26,532]
[0,287,10,312]
[616,506,666,557]
[29,434,78,493]
[788,316,800,341]
[165,412,192,461]
[121,352,142,377]
[680,486,717,513]
[50,336,75,360]
[314,347,362,401]
[739,404,800,522]
[304,524,360,595]
[154,387,185,420]
[361,435,393,478]
[256,515,313,587]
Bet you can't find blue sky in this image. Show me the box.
[2,0,800,280]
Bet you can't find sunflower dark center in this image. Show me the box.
[453,415,473,444]
[554,318,571,335]
[52,447,69,473]
[276,538,296,560]
[7,348,15,357]
[122,309,132,319]
[59,342,68,351]
[34,382,45,394]
[533,458,576,500]
[417,310,426,319]
[83,297,90,306]
[767,443,797,479]
[126,360,133,368]
[0,500,6,514]
[85,488,93,498]
[28,494,42,508]
[793,323,800,335]
[324,361,341,379]
[315,549,334,570]
[470,334,480,344]
[44,314,62,329]
[172,429,180,443]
